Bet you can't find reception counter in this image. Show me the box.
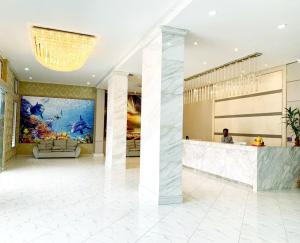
[183,140,300,191]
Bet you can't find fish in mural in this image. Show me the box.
[30,102,45,119]
[21,97,45,119]
[71,115,91,134]
[21,97,32,117]
[54,110,63,120]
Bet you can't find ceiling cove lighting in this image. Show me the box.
[208,10,216,16]
[277,24,286,29]
[31,26,96,72]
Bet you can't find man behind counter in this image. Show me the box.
[221,128,233,144]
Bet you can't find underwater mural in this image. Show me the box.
[19,96,95,143]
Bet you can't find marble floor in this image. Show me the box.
[0,156,300,243]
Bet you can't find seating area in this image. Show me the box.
[33,139,81,158]
[126,139,140,157]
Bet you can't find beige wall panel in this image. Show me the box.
[287,101,300,109]
[183,101,213,141]
[287,80,300,102]
[213,135,282,147]
[215,93,282,116]
[287,62,300,82]
[214,116,282,135]
[257,71,282,92]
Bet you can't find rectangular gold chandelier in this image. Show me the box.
[31,26,96,72]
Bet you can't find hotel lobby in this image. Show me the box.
[0,0,300,243]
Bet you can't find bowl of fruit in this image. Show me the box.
[251,136,265,146]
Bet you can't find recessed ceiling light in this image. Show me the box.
[264,64,268,67]
[208,10,216,16]
[87,81,90,85]
[193,41,198,46]
[92,74,96,78]
[24,67,29,71]
[277,24,286,30]
[234,48,239,52]
[203,61,207,65]
[29,76,33,80]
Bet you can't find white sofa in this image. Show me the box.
[33,139,81,159]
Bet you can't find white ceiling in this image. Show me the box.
[1,0,300,89]
[0,0,180,86]
[121,0,300,78]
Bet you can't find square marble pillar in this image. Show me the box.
[139,26,187,205]
[105,71,128,166]
[94,89,105,157]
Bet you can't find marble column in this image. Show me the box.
[139,26,187,205]
[94,89,105,157]
[105,71,128,166]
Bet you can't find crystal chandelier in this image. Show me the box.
[31,26,96,72]
[184,53,262,104]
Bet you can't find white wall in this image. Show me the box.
[287,62,300,109]
[286,62,300,146]
[213,66,285,146]
[183,66,287,146]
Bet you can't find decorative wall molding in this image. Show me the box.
[215,89,282,102]
[215,112,282,119]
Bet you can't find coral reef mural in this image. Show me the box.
[19,96,94,143]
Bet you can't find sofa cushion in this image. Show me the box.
[39,140,53,150]
[67,139,78,151]
[39,149,52,153]
[53,140,67,150]
[67,139,77,147]
[37,143,47,150]
[52,146,65,152]
[65,148,77,152]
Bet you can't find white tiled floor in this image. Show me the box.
[0,156,300,243]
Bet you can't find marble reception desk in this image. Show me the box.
[183,140,300,191]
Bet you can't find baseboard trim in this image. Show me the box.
[159,195,183,205]
[139,185,183,205]
[93,153,104,157]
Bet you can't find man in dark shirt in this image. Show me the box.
[221,128,233,144]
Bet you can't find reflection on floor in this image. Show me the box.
[126,157,140,169]
[0,156,299,243]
